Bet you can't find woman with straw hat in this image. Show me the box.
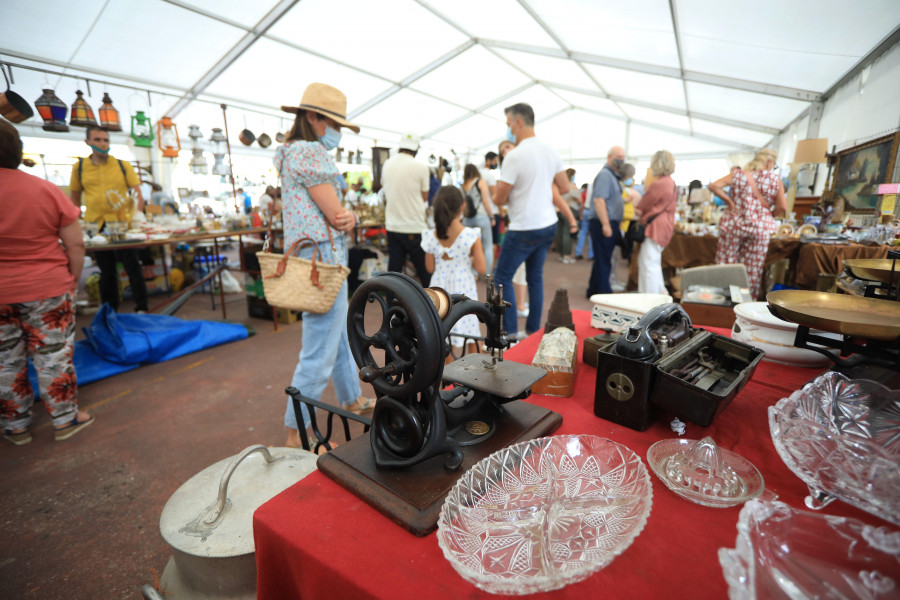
[276,82,374,448]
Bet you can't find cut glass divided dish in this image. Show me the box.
[437,435,652,595]
[769,371,900,526]
[719,499,900,600]
[647,437,764,508]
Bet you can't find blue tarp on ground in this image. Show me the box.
[28,305,250,392]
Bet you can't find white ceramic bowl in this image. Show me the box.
[731,302,838,367]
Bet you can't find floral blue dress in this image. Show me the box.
[421,227,481,343]
[274,140,345,249]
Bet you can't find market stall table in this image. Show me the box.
[85,226,279,319]
[627,233,889,292]
[253,310,891,600]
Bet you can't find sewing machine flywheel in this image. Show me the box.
[348,272,444,398]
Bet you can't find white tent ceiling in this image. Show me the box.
[3,0,899,166]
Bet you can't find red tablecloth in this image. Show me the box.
[254,311,887,599]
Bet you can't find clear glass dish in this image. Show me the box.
[647,437,764,508]
[769,371,900,525]
[719,499,900,600]
[436,435,652,595]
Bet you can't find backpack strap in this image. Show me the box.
[78,157,130,187]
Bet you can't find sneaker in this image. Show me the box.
[517,308,529,318]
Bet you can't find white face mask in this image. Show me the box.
[319,125,342,150]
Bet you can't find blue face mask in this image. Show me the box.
[505,127,516,145]
[90,144,110,155]
[319,125,342,151]
[625,178,633,186]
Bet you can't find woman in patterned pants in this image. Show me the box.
[0,119,93,445]
[710,149,786,299]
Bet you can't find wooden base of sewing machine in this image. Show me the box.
[317,401,562,537]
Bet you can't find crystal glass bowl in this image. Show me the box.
[436,435,652,595]
[719,499,900,599]
[769,371,900,525]
[647,437,764,508]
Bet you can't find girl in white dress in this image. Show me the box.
[421,186,486,357]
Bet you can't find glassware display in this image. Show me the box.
[769,371,900,525]
[437,435,652,595]
[719,499,900,600]
[647,437,764,508]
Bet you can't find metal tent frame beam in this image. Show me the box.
[542,81,780,135]
[476,38,821,102]
[165,0,301,118]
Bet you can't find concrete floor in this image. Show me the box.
[0,248,610,599]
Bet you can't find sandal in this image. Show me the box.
[348,397,376,414]
[3,428,32,446]
[54,414,95,441]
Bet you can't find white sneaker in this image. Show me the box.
[517,308,529,318]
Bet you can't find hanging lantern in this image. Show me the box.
[209,127,229,176]
[131,111,154,147]
[187,124,207,175]
[69,90,97,127]
[34,88,69,132]
[157,116,181,158]
[98,93,122,131]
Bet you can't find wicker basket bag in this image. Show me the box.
[257,230,350,314]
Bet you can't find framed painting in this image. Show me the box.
[830,132,900,211]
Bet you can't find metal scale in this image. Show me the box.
[767,249,900,380]
[316,273,561,536]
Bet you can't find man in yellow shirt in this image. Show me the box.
[70,126,148,312]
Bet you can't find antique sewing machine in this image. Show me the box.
[317,272,560,535]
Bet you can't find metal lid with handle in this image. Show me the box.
[159,445,317,558]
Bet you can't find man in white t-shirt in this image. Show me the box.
[493,103,576,338]
[381,132,431,287]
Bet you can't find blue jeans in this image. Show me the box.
[284,235,361,430]
[587,218,621,297]
[494,224,556,336]
[575,208,593,259]
[462,213,493,275]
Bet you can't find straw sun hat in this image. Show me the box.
[281,82,360,133]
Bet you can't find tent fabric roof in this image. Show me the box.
[3,0,899,162]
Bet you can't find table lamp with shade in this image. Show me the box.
[787,138,828,212]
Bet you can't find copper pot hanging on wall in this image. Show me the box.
[257,133,272,148]
[0,65,34,124]
[239,129,255,146]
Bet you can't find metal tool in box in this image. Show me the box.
[594,303,764,431]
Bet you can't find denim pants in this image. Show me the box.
[493,224,556,336]
[462,212,493,275]
[284,235,361,430]
[575,208,593,259]
[587,218,622,297]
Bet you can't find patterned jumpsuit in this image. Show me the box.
[715,167,779,299]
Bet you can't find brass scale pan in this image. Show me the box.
[767,257,900,343]
[842,258,900,284]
